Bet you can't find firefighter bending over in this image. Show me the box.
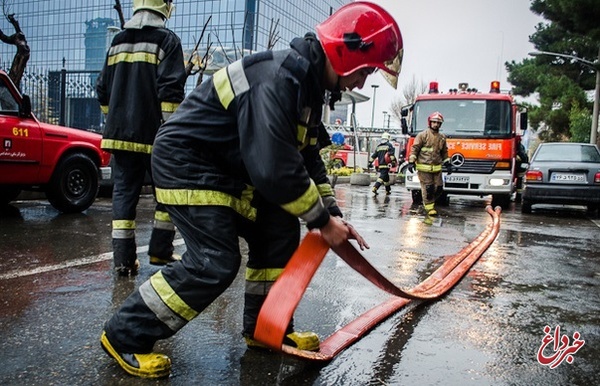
[369,132,396,195]
[99,2,403,379]
[407,111,452,216]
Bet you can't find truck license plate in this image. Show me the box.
[445,175,469,183]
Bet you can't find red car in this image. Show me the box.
[0,70,111,213]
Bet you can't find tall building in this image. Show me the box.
[1,0,348,78]
[0,0,350,129]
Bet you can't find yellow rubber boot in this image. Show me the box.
[149,253,182,266]
[100,331,171,378]
[427,208,438,216]
[245,331,320,351]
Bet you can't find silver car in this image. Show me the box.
[522,142,600,216]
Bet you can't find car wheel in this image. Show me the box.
[0,186,22,206]
[587,203,600,218]
[411,189,423,205]
[46,153,99,213]
[521,199,532,214]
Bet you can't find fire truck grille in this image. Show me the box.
[447,160,496,174]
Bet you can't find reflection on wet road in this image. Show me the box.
[0,186,598,385]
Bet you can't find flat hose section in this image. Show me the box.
[254,206,502,360]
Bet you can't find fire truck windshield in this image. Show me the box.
[410,99,511,138]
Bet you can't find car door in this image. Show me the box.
[0,76,43,184]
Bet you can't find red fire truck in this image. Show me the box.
[401,81,527,208]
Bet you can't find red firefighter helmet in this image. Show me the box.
[316,2,403,89]
[428,111,444,127]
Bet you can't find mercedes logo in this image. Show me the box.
[450,153,465,167]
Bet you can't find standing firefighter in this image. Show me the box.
[407,111,452,216]
[370,132,396,195]
[96,0,186,275]
[100,2,403,378]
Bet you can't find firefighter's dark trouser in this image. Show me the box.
[417,170,443,212]
[373,167,391,192]
[111,151,174,267]
[104,198,300,353]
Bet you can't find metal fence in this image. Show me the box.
[2,64,102,133]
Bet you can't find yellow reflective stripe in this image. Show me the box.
[139,279,187,331]
[155,187,257,221]
[309,137,318,146]
[317,183,334,197]
[161,101,179,113]
[297,124,307,145]
[416,163,442,172]
[245,267,284,282]
[213,68,235,109]
[154,210,174,231]
[100,105,108,114]
[281,179,319,217]
[421,146,434,152]
[213,60,250,110]
[150,271,198,321]
[155,211,171,222]
[108,51,159,66]
[113,220,135,229]
[424,202,435,210]
[101,139,153,154]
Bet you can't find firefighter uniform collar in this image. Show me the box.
[124,10,166,29]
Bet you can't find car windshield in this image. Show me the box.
[534,144,600,162]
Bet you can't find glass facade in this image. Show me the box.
[0,0,349,129]
[0,0,348,77]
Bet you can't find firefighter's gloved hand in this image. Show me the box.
[443,160,454,175]
[407,162,416,173]
[368,162,373,169]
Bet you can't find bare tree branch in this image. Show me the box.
[0,0,30,86]
[185,16,211,76]
[113,0,126,30]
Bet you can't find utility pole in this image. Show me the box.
[370,84,379,129]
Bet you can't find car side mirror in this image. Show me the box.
[19,94,32,118]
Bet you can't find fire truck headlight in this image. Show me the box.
[489,178,509,186]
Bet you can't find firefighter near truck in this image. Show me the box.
[401,81,528,209]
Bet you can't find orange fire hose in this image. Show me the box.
[254,206,501,360]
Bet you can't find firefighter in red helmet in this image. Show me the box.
[407,111,451,216]
[100,2,403,378]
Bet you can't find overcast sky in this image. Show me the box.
[352,0,545,128]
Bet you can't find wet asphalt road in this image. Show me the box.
[0,183,599,386]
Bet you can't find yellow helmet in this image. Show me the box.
[381,132,391,141]
[133,0,174,19]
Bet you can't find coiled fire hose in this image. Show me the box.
[254,206,502,360]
